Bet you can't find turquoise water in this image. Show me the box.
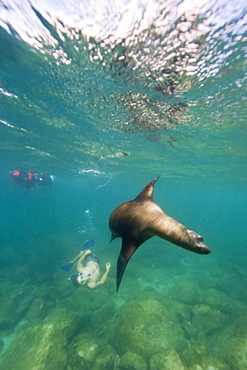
[0,1,247,369]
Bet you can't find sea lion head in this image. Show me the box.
[187,228,211,254]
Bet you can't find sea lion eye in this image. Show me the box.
[198,236,204,242]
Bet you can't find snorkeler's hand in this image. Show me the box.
[84,249,92,255]
[106,262,111,271]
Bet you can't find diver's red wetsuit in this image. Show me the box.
[10,170,36,190]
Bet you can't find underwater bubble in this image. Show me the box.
[78,226,86,234]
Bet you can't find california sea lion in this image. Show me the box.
[109,177,211,291]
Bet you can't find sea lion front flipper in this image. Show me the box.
[116,239,138,292]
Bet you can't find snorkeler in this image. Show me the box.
[70,249,111,289]
[61,240,111,289]
[10,170,54,189]
[10,170,36,190]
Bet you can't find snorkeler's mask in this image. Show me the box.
[68,272,92,285]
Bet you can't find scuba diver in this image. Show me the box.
[60,240,111,289]
[10,170,36,190]
[10,170,54,190]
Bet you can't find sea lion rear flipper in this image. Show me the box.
[135,176,160,201]
[116,239,138,292]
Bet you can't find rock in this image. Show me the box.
[112,299,186,361]
[53,269,73,300]
[68,332,102,369]
[68,332,116,370]
[224,331,247,369]
[169,280,197,304]
[91,348,116,370]
[86,289,109,311]
[170,301,192,324]
[182,303,225,342]
[38,284,58,307]
[105,277,115,294]
[200,356,230,370]
[198,291,235,314]
[70,284,108,314]
[0,286,34,329]
[119,352,148,370]
[26,297,48,322]
[1,309,81,370]
[181,345,207,368]
[1,324,68,370]
[215,273,246,301]
[180,346,230,369]
[191,304,223,333]
[94,301,116,325]
[149,349,185,370]
[44,309,82,340]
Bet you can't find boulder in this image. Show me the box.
[224,329,247,369]
[149,349,185,370]
[44,309,82,339]
[181,345,207,368]
[112,299,186,360]
[183,303,224,340]
[94,301,116,325]
[215,273,245,301]
[198,291,235,315]
[26,297,48,322]
[0,286,34,329]
[70,333,101,368]
[1,324,68,370]
[169,280,197,304]
[191,304,223,333]
[119,352,148,370]
[1,309,81,370]
[200,356,230,370]
[68,333,116,369]
[91,349,116,370]
[169,301,192,324]
[53,269,72,300]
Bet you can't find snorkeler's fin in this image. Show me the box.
[60,262,73,271]
[60,239,95,271]
[82,239,94,249]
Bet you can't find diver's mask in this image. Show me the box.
[68,272,92,285]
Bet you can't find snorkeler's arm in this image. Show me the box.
[87,262,111,289]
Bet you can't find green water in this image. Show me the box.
[0,1,247,369]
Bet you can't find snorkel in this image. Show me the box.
[68,272,84,281]
[68,272,92,286]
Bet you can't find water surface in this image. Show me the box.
[0,1,246,369]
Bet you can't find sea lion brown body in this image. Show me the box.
[109,177,211,291]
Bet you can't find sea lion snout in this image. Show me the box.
[187,229,211,254]
[195,242,211,254]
